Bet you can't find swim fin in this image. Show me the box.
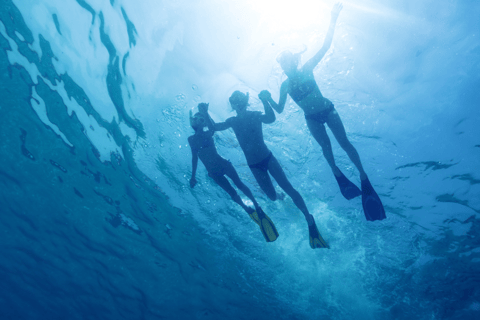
[308,223,329,249]
[248,209,279,242]
[334,170,362,200]
[361,178,386,221]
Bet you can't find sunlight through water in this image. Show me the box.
[0,0,479,319]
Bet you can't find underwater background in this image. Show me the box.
[0,0,479,319]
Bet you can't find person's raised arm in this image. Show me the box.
[265,81,288,114]
[258,90,276,124]
[303,3,343,72]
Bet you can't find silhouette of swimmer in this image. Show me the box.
[260,3,386,221]
[210,91,329,249]
[188,103,279,242]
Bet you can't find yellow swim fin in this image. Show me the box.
[308,223,329,249]
[248,209,279,242]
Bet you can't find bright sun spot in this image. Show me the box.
[247,0,331,33]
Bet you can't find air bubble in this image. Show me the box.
[175,94,186,102]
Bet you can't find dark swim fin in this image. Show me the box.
[308,223,329,249]
[248,209,279,242]
[334,170,362,200]
[361,178,386,221]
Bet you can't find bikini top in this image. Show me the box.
[288,77,317,103]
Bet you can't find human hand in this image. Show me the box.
[198,102,209,114]
[258,90,271,101]
[331,3,343,20]
[190,177,197,188]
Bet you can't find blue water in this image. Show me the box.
[1,0,479,319]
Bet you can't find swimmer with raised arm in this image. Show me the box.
[261,3,386,221]
[211,91,328,249]
[188,103,279,242]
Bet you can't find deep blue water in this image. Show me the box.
[0,0,479,319]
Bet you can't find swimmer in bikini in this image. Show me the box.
[260,3,386,221]
[188,103,279,242]
[210,91,329,249]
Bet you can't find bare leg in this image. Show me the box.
[250,167,277,201]
[306,118,342,177]
[267,156,315,226]
[326,110,367,180]
[210,174,251,213]
[224,165,261,212]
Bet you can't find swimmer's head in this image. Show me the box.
[277,48,305,77]
[190,112,206,131]
[229,91,249,112]
[197,102,209,113]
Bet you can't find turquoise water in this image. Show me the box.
[0,0,479,319]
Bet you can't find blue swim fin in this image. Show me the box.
[248,208,279,242]
[308,223,329,249]
[361,178,386,221]
[335,171,362,200]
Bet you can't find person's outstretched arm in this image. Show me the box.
[196,101,233,131]
[213,118,232,131]
[188,137,199,188]
[258,90,276,124]
[303,3,343,72]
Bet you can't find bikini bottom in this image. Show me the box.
[248,152,273,172]
[208,159,234,178]
[304,104,335,124]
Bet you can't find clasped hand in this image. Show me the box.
[258,90,271,101]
